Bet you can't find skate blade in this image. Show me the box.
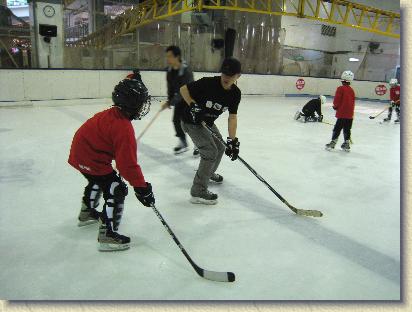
[98,242,130,252]
[209,180,223,184]
[78,219,99,227]
[174,147,189,155]
[190,197,218,205]
[325,147,334,151]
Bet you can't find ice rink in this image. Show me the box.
[0,96,400,300]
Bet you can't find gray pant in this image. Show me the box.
[181,122,225,195]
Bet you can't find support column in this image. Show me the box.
[88,0,105,34]
[29,0,64,68]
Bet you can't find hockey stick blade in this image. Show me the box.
[369,107,388,120]
[151,204,236,282]
[296,208,323,217]
[286,202,323,217]
[196,266,236,282]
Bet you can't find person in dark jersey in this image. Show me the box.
[161,45,198,155]
[179,57,242,205]
[294,95,326,122]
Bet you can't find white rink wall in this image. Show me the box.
[0,69,392,105]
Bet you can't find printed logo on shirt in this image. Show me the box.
[205,101,224,111]
[79,164,91,171]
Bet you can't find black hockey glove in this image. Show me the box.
[189,102,203,124]
[318,115,323,122]
[225,137,240,161]
[134,182,155,207]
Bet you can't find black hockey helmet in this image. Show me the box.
[112,70,151,120]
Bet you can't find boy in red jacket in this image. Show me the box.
[383,78,400,123]
[325,70,355,152]
[68,71,155,251]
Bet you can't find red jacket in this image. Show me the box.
[390,85,400,104]
[333,85,355,119]
[68,107,146,187]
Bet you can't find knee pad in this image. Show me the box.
[103,180,128,231]
[111,180,128,201]
[395,106,400,113]
[83,183,102,210]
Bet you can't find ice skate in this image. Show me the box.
[174,138,188,155]
[190,189,218,205]
[394,113,400,123]
[305,116,317,123]
[294,111,302,121]
[78,202,100,227]
[98,221,130,252]
[325,140,337,151]
[209,173,223,184]
[341,140,350,152]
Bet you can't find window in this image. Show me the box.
[321,24,336,37]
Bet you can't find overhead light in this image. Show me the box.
[349,57,359,62]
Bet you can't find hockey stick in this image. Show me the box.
[136,106,164,142]
[321,121,354,144]
[202,123,323,218]
[369,106,388,119]
[150,203,235,282]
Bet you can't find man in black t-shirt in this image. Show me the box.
[180,57,242,205]
[162,45,195,155]
[294,95,326,122]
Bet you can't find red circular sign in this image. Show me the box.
[375,84,387,96]
[296,78,305,90]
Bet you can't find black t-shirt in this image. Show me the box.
[182,76,241,126]
[302,98,322,116]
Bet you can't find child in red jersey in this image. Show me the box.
[68,71,155,251]
[325,70,355,152]
[383,78,400,123]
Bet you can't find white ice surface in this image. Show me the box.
[0,96,400,300]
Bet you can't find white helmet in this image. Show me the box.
[389,78,398,86]
[341,70,354,82]
[319,95,326,105]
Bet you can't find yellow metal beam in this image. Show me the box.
[70,0,400,48]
